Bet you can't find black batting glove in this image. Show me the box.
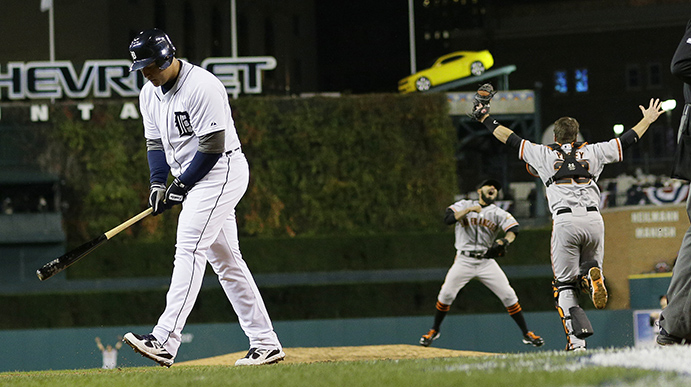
[164,178,190,209]
[149,183,167,215]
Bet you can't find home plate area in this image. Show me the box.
[176,344,494,366]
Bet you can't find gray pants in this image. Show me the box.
[660,195,691,339]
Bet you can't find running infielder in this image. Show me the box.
[419,179,544,348]
[122,29,284,367]
[471,84,663,350]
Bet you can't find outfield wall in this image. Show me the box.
[0,309,648,372]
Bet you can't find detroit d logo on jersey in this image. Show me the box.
[174,112,194,136]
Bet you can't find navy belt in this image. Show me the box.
[225,147,241,156]
[556,207,598,215]
[462,251,485,258]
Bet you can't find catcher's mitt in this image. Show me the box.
[470,83,497,121]
[485,239,508,258]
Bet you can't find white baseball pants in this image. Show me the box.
[152,152,281,356]
[437,253,519,307]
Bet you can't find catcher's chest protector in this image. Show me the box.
[545,143,592,187]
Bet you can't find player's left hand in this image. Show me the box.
[639,98,664,124]
[470,83,497,121]
[164,178,190,208]
[485,238,509,258]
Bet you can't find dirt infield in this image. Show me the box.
[176,345,495,366]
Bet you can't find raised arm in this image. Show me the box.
[630,98,664,138]
[443,205,482,224]
[478,115,515,144]
[95,337,105,351]
[470,83,522,147]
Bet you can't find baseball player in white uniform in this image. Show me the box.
[472,87,663,351]
[419,179,544,348]
[122,29,284,367]
[95,337,121,369]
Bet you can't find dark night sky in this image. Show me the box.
[315,1,411,94]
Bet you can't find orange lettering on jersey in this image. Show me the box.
[462,216,497,232]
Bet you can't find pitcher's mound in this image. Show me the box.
[177,344,495,366]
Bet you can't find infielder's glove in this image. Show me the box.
[470,83,497,121]
[485,238,509,258]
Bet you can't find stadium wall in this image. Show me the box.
[0,310,642,372]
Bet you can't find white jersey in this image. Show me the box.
[449,200,519,253]
[139,60,242,177]
[518,139,623,214]
[138,60,281,357]
[102,348,117,369]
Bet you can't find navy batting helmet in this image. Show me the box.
[128,29,176,72]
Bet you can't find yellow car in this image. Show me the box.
[398,50,494,93]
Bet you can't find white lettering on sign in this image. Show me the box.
[120,102,139,120]
[201,57,277,98]
[631,211,680,223]
[30,104,49,122]
[77,103,94,120]
[0,57,277,100]
[635,227,677,239]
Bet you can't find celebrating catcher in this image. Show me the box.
[419,179,544,348]
[470,83,664,351]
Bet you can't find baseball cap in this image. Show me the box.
[477,179,502,191]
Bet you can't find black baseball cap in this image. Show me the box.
[477,179,502,191]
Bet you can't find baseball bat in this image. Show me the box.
[36,207,153,281]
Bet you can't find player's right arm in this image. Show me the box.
[95,337,105,351]
[443,204,482,224]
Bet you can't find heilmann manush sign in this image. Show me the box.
[0,56,277,100]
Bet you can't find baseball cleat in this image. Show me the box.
[522,331,544,347]
[419,329,440,347]
[656,327,686,345]
[235,347,286,366]
[123,332,174,367]
[566,343,587,352]
[588,267,608,309]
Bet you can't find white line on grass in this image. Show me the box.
[586,346,691,375]
[444,346,691,377]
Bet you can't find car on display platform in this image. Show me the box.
[398,50,494,93]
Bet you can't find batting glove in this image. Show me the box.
[164,178,190,209]
[149,183,167,215]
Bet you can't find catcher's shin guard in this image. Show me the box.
[552,280,570,336]
[569,306,594,339]
[553,279,589,347]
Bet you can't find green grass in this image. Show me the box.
[1,350,687,387]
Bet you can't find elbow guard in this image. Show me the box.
[619,130,640,150]
[506,133,522,148]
